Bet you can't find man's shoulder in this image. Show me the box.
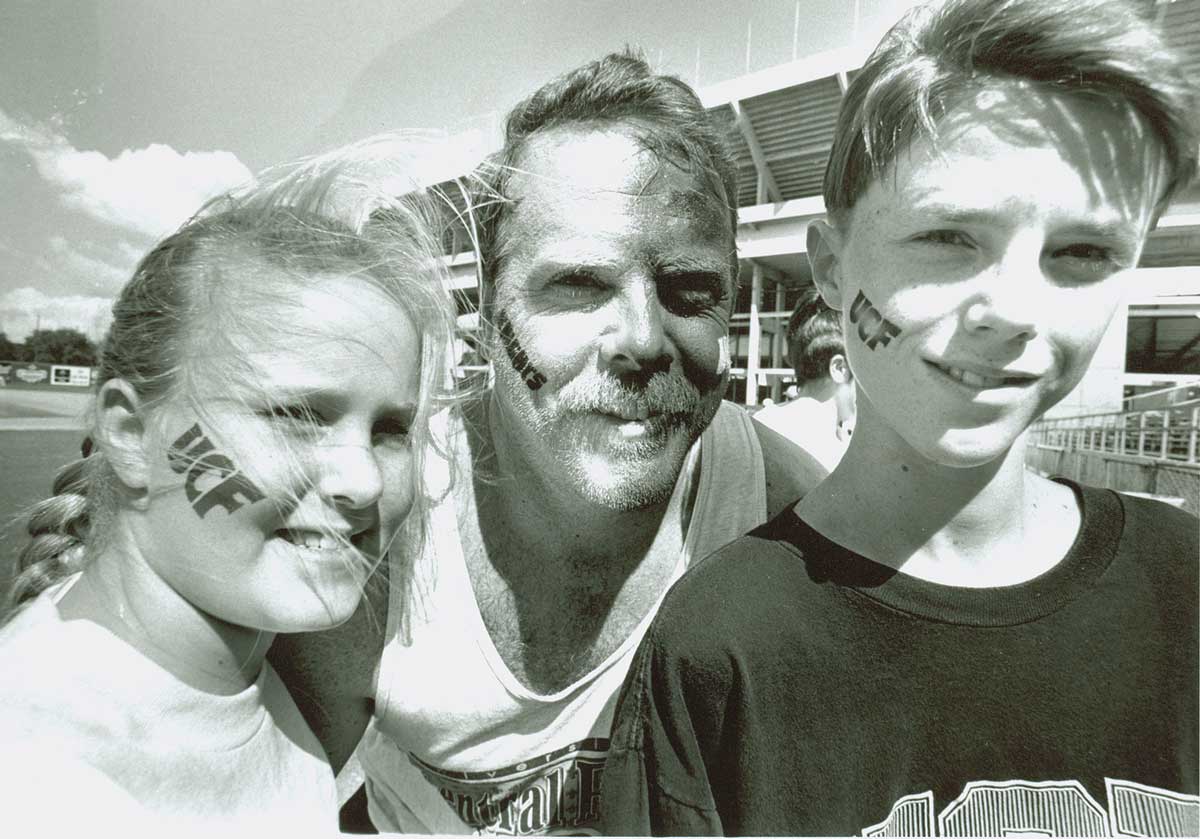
[747,411,828,516]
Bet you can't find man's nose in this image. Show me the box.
[600,278,672,375]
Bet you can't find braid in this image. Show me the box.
[7,455,93,612]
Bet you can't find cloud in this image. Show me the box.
[0,287,113,342]
[0,108,251,238]
[44,235,135,291]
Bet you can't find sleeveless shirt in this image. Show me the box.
[358,400,767,833]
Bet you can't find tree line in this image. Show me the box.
[0,328,98,366]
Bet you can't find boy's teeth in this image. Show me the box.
[946,366,1002,388]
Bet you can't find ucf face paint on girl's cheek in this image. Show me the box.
[849,290,902,350]
[496,309,548,391]
[166,423,266,519]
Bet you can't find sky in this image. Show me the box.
[0,0,922,342]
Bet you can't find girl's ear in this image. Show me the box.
[806,219,845,310]
[94,379,152,494]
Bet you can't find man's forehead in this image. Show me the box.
[507,125,730,229]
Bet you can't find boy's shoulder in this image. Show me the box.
[1107,486,1198,576]
[651,507,847,652]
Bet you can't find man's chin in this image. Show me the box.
[568,439,692,511]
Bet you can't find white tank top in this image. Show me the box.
[358,401,767,834]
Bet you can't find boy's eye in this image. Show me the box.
[1054,243,1119,264]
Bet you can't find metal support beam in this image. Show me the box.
[771,281,786,401]
[746,263,763,406]
[730,99,782,203]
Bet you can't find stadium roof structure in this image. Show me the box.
[434,0,1200,301]
[431,0,1200,406]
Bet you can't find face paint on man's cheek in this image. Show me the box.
[848,290,902,351]
[716,335,731,375]
[495,309,548,391]
[167,423,267,519]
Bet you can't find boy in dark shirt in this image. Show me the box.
[601,0,1200,834]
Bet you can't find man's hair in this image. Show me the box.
[471,49,739,299]
[787,287,846,386]
[823,0,1200,222]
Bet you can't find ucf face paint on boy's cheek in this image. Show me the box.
[167,423,266,519]
[496,309,548,391]
[849,290,902,350]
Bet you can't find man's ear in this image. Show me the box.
[828,353,852,385]
[806,219,845,310]
[94,379,153,494]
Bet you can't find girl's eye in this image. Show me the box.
[263,404,324,425]
[372,415,412,443]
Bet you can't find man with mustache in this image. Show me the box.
[271,50,825,834]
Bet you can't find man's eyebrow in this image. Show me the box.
[666,189,730,234]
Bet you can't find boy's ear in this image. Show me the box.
[806,219,845,310]
[95,379,153,494]
[828,353,853,385]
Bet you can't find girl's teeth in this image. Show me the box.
[284,531,338,550]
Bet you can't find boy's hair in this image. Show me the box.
[787,286,847,386]
[470,50,739,304]
[9,135,456,614]
[824,0,1200,223]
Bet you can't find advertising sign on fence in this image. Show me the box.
[11,362,50,385]
[51,365,93,387]
[0,360,94,389]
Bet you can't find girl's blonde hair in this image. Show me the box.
[8,134,457,616]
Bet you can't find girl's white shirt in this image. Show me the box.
[0,574,336,834]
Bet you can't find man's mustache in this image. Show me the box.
[555,371,702,419]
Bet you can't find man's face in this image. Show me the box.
[811,85,1165,468]
[488,125,735,509]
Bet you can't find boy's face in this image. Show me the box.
[810,85,1165,468]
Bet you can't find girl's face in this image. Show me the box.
[136,272,423,633]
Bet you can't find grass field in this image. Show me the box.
[0,387,91,423]
[0,389,92,601]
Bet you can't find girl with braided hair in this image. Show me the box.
[0,136,455,831]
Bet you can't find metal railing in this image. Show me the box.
[1030,401,1200,465]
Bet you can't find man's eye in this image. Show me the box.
[552,272,605,297]
[915,230,972,247]
[659,272,726,315]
